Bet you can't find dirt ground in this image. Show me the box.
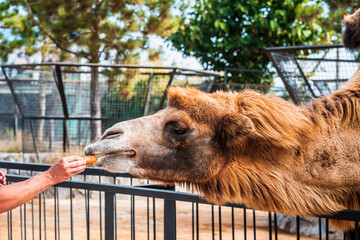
[0,196,319,240]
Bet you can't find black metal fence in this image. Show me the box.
[266,44,360,104]
[2,161,360,240]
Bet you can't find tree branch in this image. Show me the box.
[23,0,79,57]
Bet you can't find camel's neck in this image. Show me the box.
[196,161,346,216]
[340,65,360,91]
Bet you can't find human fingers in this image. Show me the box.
[68,159,86,168]
[62,155,84,163]
[71,165,86,174]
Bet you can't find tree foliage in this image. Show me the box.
[0,0,177,63]
[169,0,351,84]
[0,0,178,140]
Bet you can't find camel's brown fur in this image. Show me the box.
[85,10,360,232]
[166,83,360,211]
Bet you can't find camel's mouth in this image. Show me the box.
[89,148,140,173]
[90,149,137,159]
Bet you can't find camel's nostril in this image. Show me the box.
[130,150,136,158]
[84,147,92,156]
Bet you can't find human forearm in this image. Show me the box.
[0,156,85,214]
[0,171,55,213]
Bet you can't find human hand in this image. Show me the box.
[46,156,86,185]
[0,171,6,186]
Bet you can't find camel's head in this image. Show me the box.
[84,86,255,183]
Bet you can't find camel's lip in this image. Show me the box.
[87,149,136,158]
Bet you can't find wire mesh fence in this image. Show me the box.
[0,63,220,160]
[266,44,360,104]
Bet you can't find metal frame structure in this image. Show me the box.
[265,44,358,104]
[0,63,220,159]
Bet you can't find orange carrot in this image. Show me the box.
[84,155,97,165]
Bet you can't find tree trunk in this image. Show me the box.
[90,66,101,141]
[37,82,46,142]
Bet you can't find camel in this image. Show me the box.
[85,9,360,233]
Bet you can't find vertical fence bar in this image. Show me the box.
[192,202,194,240]
[268,212,272,240]
[147,194,150,240]
[70,185,74,240]
[355,221,359,240]
[20,205,23,240]
[114,177,117,240]
[85,176,90,240]
[211,205,215,240]
[231,207,235,240]
[99,176,102,240]
[31,172,34,240]
[24,203,27,240]
[318,218,322,240]
[274,213,278,240]
[7,209,10,240]
[296,216,300,240]
[43,192,46,240]
[105,192,115,240]
[153,198,156,240]
[131,195,135,240]
[196,203,199,240]
[253,210,256,240]
[164,186,176,240]
[244,208,247,240]
[219,206,222,240]
[54,188,57,240]
[10,204,13,240]
[38,193,41,240]
[56,187,60,240]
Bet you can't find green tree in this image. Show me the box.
[169,0,332,85]
[319,0,360,41]
[0,0,177,140]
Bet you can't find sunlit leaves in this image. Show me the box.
[169,0,335,85]
[0,0,177,64]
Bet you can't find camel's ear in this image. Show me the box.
[215,114,255,150]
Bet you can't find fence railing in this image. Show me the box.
[2,161,360,240]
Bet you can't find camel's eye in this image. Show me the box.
[173,128,187,135]
[164,119,190,137]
